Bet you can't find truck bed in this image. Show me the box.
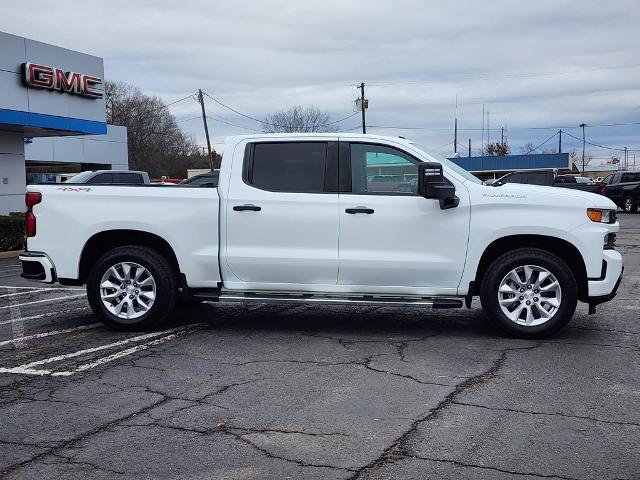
[26,184,221,288]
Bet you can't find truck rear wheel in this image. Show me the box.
[87,246,178,330]
[480,248,577,339]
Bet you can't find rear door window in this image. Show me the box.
[246,142,328,193]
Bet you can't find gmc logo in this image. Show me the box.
[21,63,103,99]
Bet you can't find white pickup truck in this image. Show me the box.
[20,134,623,338]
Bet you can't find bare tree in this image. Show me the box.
[569,149,593,168]
[263,105,332,133]
[520,142,538,154]
[106,80,218,177]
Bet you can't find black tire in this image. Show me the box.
[623,196,638,214]
[480,248,578,339]
[87,246,178,331]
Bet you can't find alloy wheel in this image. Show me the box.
[99,262,156,320]
[497,264,562,326]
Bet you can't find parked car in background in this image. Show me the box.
[492,170,601,193]
[64,170,150,185]
[601,171,640,213]
[180,171,219,188]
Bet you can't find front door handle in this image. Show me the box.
[345,207,374,214]
[233,204,261,212]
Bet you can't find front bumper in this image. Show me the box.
[19,252,56,283]
[587,249,623,305]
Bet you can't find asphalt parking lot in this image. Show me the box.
[0,216,639,480]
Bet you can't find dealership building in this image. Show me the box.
[0,31,128,214]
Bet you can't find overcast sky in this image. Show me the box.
[3,0,640,161]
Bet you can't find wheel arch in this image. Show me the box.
[78,230,180,284]
[474,234,588,301]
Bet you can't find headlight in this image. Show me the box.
[587,208,616,223]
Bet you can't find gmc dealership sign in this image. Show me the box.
[21,62,103,99]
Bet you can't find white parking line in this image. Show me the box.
[0,294,85,310]
[0,323,101,347]
[53,333,185,376]
[0,289,50,299]
[0,285,84,291]
[0,324,203,376]
[0,307,90,326]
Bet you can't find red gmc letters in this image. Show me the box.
[22,63,103,99]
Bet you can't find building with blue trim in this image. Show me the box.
[449,153,570,179]
[0,31,128,214]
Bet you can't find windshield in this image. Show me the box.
[408,143,483,185]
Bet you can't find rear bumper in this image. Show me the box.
[587,249,623,304]
[19,252,56,284]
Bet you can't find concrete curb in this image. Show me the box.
[0,250,23,259]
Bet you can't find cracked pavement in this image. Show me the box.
[0,215,639,479]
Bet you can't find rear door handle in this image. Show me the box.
[345,207,374,214]
[233,204,261,212]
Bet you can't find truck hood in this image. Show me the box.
[479,183,616,210]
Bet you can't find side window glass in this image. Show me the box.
[248,142,327,193]
[528,172,548,185]
[113,173,140,184]
[350,144,419,194]
[504,173,524,184]
[87,173,112,184]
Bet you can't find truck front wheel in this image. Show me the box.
[87,246,178,330]
[480,248,577,339]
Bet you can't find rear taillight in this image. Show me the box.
[25,192,42,237]
[598,183,606,196]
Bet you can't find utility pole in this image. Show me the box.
[624,147,628,170]
[468,138,471,157]
[481,104,485,155]
[579,123,587,174]
[501,126,504,145]
[486,111,490,149]
[558,129,562,153]
[197,89,214,171]
[359,82,367,134]
[453,95,458,154]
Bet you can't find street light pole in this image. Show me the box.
[579,123,587,174]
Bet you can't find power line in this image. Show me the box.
[164,94,196,108]
[206,115,261,132]
[202,91,359,130]
[203,91,270,125]
[176,115,202,124]
[562,131,640,152]
[523,131,559,154]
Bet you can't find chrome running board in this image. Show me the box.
[214,292,463,309]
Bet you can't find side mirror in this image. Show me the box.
[418,162,459,210]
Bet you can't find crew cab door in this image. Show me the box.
[337,141,470,294]
[221,139,340,290]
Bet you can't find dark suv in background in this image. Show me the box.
[601,171,640,213]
